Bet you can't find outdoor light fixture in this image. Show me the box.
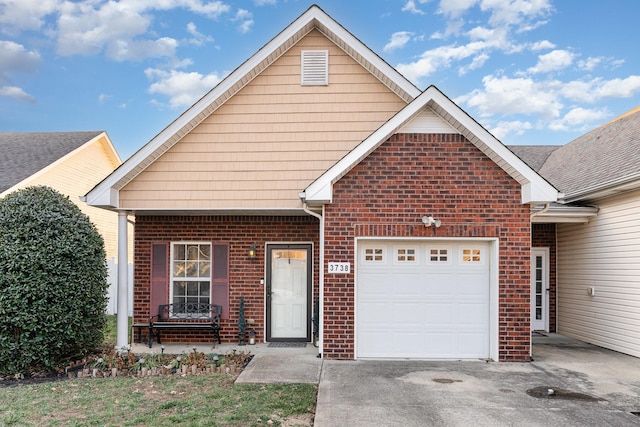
[422,215,442,228]
[248,243,257,260]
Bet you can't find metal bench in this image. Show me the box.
[135,303,222,348]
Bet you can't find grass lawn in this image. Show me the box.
[0,316,317,426]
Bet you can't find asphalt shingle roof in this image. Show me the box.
[0,131,103,193]
[538,108,640,196]
[508,145,561,172]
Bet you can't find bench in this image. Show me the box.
[134,303,222,348]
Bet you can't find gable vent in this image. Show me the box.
[301,50,328,86]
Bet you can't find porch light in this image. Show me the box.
[248,244,257,260]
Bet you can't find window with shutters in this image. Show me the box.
[170,243,211,314]
[301,50,328,85]
[151,242,229,319]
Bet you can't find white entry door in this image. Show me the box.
[531,248,549,331]
[267,245,311,341]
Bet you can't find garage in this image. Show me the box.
[356,240,491,359]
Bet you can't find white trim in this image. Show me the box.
[303,86,558,205]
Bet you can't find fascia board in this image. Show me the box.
[305,86,559,205]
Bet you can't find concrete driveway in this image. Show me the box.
[314,335,640,426]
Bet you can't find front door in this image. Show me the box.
[531,248,549,331]
[266,244,312,341]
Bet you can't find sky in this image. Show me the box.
[1,0,639,160]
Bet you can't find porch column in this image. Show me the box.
[116,211,129,349]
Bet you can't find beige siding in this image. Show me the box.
[120,30,407,210]
[13,136,123,260]
[557,188,640,357]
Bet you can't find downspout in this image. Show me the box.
[530,203,551,220]
[303,202,324,358]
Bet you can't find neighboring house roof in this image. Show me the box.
[85,5,421,209]
[508,145,561,173]
[0,131,104,193]
[303,86,558,205]
[538,107,640,202]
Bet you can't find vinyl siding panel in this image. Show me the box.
[120,30,407,210]
[557,188,640,357]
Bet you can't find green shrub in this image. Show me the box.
[0,186,109,374]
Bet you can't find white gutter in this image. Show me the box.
[303,202,324,358]
[530,203,551,220]
[561,172,640,203]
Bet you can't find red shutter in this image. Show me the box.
[212,243,229,319]
[150,242,169,316]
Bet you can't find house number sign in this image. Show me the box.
[328,262,351,274]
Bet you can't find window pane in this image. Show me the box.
[173,281,186,296]
[186,261,198,277]
[199,261,211,277]
[174,244,186,261]
[187,245,200,260]
[187,281,199,296]
[173,261,186,277]
[200,245,210,259]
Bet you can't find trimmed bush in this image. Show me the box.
[0,186,109,374]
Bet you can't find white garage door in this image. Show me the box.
[357,240,490,359]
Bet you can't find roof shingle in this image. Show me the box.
[0,131,103,193]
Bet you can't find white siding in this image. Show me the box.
[557,188,640,357]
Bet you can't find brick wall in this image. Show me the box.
[532,223,557,332]
[133,215,319,344]
[323,133,532,361]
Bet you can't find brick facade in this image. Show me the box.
[323,133,532,361]
[133,215,320,344]
[532,223,557,332]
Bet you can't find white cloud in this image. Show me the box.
[254,0,276,5]
[402,0,426,15]
[480,0,553,29]
[0,0,59,35]
[457,75,563,118]
[548,107,608,131]
[561,76,640,103]
[233,9,253,33]
[384,31,413,52]
[0,40,41,77]
[107,37,178,62]
[186,22,214,46]
[459,52,489,75]
[530,40,555,51]
[98,93,111,104]
[55,0,230,60]
[0,85,35,103]
[145,67,223,108]
[577,57,602,71]
[490,120,532,140]
[396,40,493,82]
[527,49,574,74]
